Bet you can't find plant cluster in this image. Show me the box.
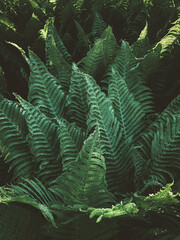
[0,0,180,240]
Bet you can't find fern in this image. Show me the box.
[0,9,180,239]
[51,126,115,207]
[28,49,67,119]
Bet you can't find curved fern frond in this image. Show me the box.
[47,37,72,93]
[28,49,67,119]
[92,11,107,41]
[49,22,73,65]
[15,94,60,156]
[58,118,79,171]
[24,107,61,185]
[0,186,56,227]
[67,64,88,129]
[140,19,180,79]
[0,96,33,180]
[137,94,180,160]
[74,19,91,56]
[110,41,154,116]
[131,22,151,58]
[51,127,115,207]
[79,26,118,82]
[108,69,146,140]
[85,74,133,193]
[151,116,180,184]
[11,178,58,206]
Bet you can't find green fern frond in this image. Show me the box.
[74,20,91,56]
[24,108,61,185]
[79,26,118,82]
[66,64,88,129]
[28,49,67,119]
[51,126,115,207]
[92,11,107,41]
[108,69,146,140]
[11,178,58,206]
[49,22,73,65]
[0,96,33,180]
[151,116,180,184]
[140,19,180,79]
[0,186,56,227]
[58,118,79,171]
[86,73,133,193]
[110,41,154,116]
[132,22,151,58]
[47,36,72,93]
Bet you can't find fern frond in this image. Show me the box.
[108,69,146,140]
[49,22,73,65]
[110,41,154,115]
[79,26,118,82]
[140,19,180,79]
[51,126,115,207]
[67,64,88,129]
[28,49,67,119]
[151,116,180,184]
[86,73,133,193]
[0,186,56,227]
[74,19,91,56]
[58,118,79,171]
[24,107,61,185]
[15,94,60,156]
[11,178,58,206]
[132,22,151,58]
[0,96,33,180]
[92,11,107,41]
[47,36,72,93]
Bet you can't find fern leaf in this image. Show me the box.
[86,74,133,193]
[131,22,151,58]
[108,69,146,140]
[47,37,72,93]
[74,19,91,55]
[151,116,180,184]
[92,11,107,41]
[15,94,60,156]
[140,19,180,79]
[0,186,56,227]
[24,106,61,185]
[111,41,154,115]
[0,96,33,179]
[66,64,88,129]
[49,23,73,65]
[28,49,67,119]
[58,118,79,171]
[51,127,115,207]
[79,26,118,82]
[11,178,57,206]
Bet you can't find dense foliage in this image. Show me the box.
[0,0,180,240]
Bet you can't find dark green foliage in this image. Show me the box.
[0,1,180,240]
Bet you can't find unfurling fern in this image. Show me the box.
[0,18,180,240]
